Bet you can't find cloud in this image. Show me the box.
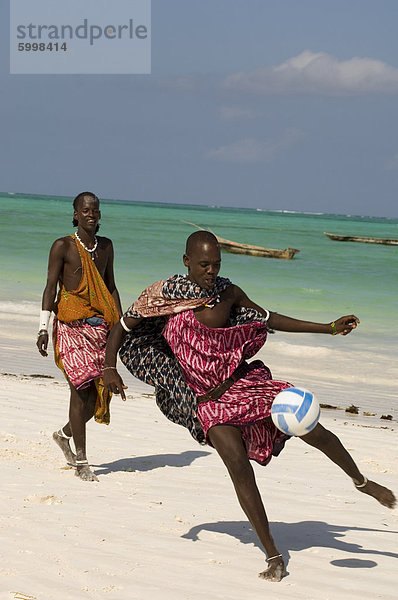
[206,128,304,163]
[223,50,398,95]
[218,106,257,120]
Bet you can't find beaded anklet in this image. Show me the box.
[353,476,368,488]
[266,554,282,563]
[57,428,72,440]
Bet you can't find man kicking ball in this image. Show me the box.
[103,231,395,581]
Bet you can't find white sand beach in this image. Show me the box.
[0,306,397,600]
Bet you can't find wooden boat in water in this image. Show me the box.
[183,221,300,259]
[324,232,398,246]
[215,236,299,259]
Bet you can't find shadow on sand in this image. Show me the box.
[94,449,211,475]
[181,520,398,568]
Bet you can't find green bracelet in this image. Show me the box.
[330,321,338,335]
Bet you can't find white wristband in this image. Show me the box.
[120,316,132,332]
[39,310,51,331]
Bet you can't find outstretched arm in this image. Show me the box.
[268,312,359,335]
[234,286,359,335]
[103,314,142,400]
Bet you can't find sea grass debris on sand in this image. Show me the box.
[345,404,359,414]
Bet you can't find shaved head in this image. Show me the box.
[184,231,221,290]
[185,230,219,255]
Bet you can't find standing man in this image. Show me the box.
[37,192,122,481]
[103,231,395,580]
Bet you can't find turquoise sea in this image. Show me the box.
[0,193,397,356]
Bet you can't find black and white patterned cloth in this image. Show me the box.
[119,274,269,444]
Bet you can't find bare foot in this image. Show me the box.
[52,431,76,466]
[75,463,99,482]
[357,479,396,509]
[258,557,286,582]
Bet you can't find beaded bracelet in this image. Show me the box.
[330,321,338,335]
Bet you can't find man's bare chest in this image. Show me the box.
[194,297,234,329]
[61,243,107,290]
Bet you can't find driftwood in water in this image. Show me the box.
[324,232,398,246]
[183,221,300,259]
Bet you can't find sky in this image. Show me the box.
[2,0,398,218]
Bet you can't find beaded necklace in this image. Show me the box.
[75,231,98,260]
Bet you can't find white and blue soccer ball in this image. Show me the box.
[271,387,320,437]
